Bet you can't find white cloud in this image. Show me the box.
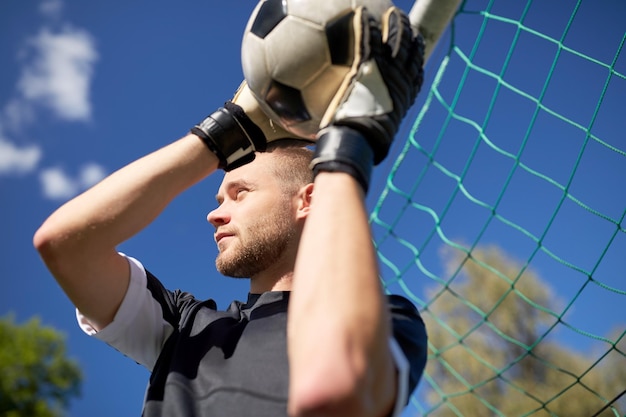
[0,0,104,198]
[39,163,107,200]
[40,166,77,199]
[78,162,106,188]
[2,99,34,131]
[18,26,98,121]
[0,136,42,174]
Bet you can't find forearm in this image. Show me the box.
[288,172,395,417]
[34,134,218,327]
[47,135,214,239]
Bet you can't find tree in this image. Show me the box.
[423,245,625,417]
[0,314,82,417]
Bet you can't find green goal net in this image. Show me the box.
[371,0,626,416]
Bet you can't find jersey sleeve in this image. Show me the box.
[387,294,428,416]
[76,254,192,370]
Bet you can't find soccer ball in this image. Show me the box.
[241,0,392,139]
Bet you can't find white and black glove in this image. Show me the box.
[191,82,310,171]
[312,7,425,192]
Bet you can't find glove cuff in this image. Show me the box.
[311,126,374,193]
[190,103,266,171]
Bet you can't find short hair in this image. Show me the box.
[263,139,314,195]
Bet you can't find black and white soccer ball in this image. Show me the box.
[241,0,392,139]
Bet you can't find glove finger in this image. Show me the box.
[381,8,405,59]
[382,8,424,84]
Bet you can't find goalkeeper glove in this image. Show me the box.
[191,82,310,171]
[312,7,425,192]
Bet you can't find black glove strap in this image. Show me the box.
[190,103,266,171]
[223,101,267,153]
[311,126,374,193]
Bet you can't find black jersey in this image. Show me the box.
[78,255,427,417]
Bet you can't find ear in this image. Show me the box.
[295,183,314,220]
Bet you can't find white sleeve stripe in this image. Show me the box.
[389,337,410,417]
[76,254,174,370]
[75,254,146,338]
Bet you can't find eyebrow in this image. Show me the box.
[215,179,255,204]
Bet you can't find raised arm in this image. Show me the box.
[289,171,394,416]
[287,8,425,417]
[33,83,292,331]
[33,135,218,330]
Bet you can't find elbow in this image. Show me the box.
[288,369,394,417]
[33,223,58,260]
[33,221,74,269]
[288,377,362,417]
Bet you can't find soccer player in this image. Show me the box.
[34,7,427,417]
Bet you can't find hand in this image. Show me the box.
[191,82,310,171]
[312,7,425,191]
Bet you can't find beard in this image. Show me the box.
[215,202,296,278]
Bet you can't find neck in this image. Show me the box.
[250,270,294,293]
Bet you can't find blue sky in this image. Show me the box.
[1,1,624,416]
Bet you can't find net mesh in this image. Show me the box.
[371,0,626,415]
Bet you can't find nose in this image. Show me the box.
[207,204,230,228]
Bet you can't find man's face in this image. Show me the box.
[207,153,299,278]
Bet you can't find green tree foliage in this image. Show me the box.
[423,245,625,417]
[0,314,82,417]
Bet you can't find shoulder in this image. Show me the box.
[385,294,428,395]
[385,294,426,345]
[386,294,423,323]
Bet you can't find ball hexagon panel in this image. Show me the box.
[241,33,272,98]
[287,0,354,25]
[301,65,351,121]
[250,0,288,39]
[263,16,330,88]
[287,0,392,25]
[325,12,356,66]
[265,80,311,125]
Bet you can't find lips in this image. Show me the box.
[214,231,235,244]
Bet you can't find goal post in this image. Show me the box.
[408,0,462,63]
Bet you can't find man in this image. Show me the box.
[34,6,427,417]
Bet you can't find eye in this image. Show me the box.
[235,188,249,200]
